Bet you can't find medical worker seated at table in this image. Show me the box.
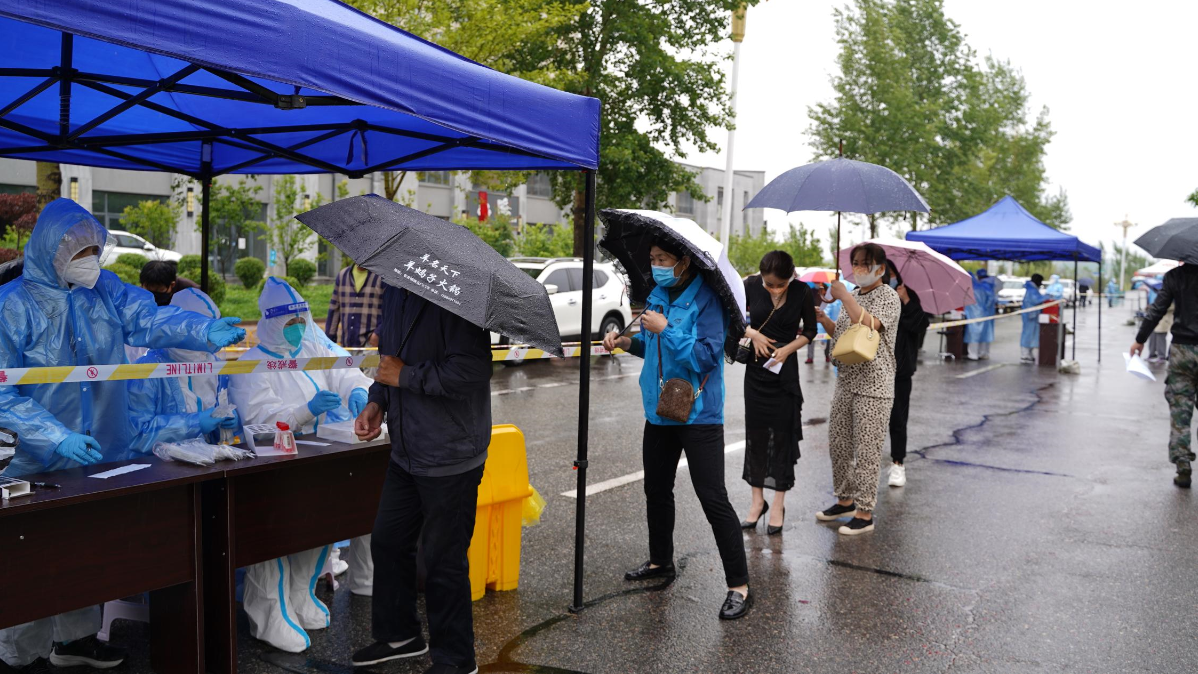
[228,277,374,653]
[1020,274,1047,363]
[0,199,246,672]
[127,288,241,454]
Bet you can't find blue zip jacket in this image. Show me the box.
[628,274,727,426]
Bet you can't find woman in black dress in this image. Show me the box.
[740,251,817,535]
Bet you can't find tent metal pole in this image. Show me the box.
[200,140,213,293]
[570,169,597,613]
[58,33,72,140]
[1098,260,1103,363]
[1072,257,1078,361]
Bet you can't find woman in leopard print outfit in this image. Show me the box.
[813,243,900,536]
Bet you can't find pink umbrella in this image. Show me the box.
[837,237,974,314]
[798,269,838,284]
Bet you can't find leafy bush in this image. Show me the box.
[234,256,266,289]
[180,272,226,306]
[0,248,21,264]
[115,253,149,271]
[177,254,202,280]
[104,263,140,286]
[289,259,317,288]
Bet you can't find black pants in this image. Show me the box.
[643,422,749,587]
[371,459,484,667]
[889,375,913,464]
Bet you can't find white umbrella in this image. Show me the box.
[837,237,975,314]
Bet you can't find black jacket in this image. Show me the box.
[369,286,493,476]
[1137,265,1198,346]
[894,287,930,378]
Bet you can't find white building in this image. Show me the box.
[0,159,766,278]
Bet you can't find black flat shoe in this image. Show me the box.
[624,560,676,581]
[1176,465,1192,489]
[718,589,751,620]
[740,502,768,529]
[767,508,785,536]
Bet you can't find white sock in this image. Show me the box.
[388,637,416,649]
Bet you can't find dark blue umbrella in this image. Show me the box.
[745,156,930,273]
[745,158,930,215]
[1134,218,1198,264]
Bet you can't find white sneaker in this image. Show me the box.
[888,463,906,487]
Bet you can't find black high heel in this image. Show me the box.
[740,501,768,529]
[767,508,785,535]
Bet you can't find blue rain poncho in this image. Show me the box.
[965,272,998,344]
[0,200,215,476]
[1044,274,1064,300]
[1020,281,1047,349]
[128,289,231,454]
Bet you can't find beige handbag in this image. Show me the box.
[831,309,880,365]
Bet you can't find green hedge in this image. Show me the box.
[289,259,317,288]
[115,253,149,271]
[234,257,266,289]
[104,263,140,286]
[177,254,201,280]
[181,273,226,305]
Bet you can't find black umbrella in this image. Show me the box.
[1134,218,1198,264]
[296,195,563,356]
[598,209,747,336]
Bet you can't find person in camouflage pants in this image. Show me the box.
[1165,343,1198,472]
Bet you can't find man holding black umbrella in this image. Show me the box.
[351,284,492,674]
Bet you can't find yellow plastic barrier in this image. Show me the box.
[468,425,541,601]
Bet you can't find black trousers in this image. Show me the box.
[371,459,484,667]
[643,422,749,587]
[889,375,913,464]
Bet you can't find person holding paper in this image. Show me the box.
[739,251,816,536]
[964,269,998,361]
[1131,262,1198,488]
[228,278,374,653]
[1020,274,1047,363]
[0,200,245,671]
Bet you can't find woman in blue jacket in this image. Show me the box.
[603,237,750,620]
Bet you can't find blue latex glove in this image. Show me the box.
[207,317,246,348]
[307,390,342,417]
[221,409,241,430]
[56,433,103,466]
[198,408,230,434]
[348,388,369,418]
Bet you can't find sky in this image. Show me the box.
[680,0,1198,260]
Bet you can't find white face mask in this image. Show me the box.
[855,264,884,286]
[62,255,101,289]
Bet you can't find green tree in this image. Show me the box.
[517,222,574,258]
[727,224,825,276]
[454,212,516,258]
[268,176,326,273]
[119,199,181,249]
[1187,187,1198,208]
[204,179,264,277]
[808,0,1069,235]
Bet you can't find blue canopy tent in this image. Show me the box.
[907,195,1104,361]
[0,0,602,626]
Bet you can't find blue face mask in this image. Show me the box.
[283,322,306,348]
[888,277,899,289]
[651,263,680,288]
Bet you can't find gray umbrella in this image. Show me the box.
[745,156,930,273]
[1134,218,1198,264]
[296,195,563,356]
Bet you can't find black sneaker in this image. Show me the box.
[16,659,53,674]
[352,637,429,666]
[49,636,126,669]
[838,517,875,536]
[1176,464,1192,489]
[816,502,856,521]
[423,663,479,674]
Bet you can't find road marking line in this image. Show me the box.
[562,440,747,498]
[955,363,1008,379]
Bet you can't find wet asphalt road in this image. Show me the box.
[96,298,1198,674]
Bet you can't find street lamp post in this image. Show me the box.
[718,4,748,248]
[1115,215,1134,291]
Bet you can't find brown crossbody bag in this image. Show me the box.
[655,331,711,423]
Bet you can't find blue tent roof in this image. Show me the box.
[0,0,601,176]
[906,196,1100,262]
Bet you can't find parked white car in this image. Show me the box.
[492,257,633,345]
[103,230,182,263]
[996,275,1028,313]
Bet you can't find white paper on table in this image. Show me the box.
[762,358,784,375]
[89,464,151,479]
[295,440,330,446]
[1124,353,1157,381]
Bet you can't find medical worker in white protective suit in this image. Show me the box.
[0,200,245,671]
[229,277,374,653]
[127,288,241,454]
